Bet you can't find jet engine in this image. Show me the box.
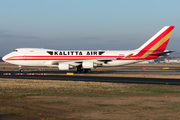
[82,61,95,69]
[58,63,75,70]
[58,63,69,70]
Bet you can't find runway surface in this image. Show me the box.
[0,71,180,85]
[1,68,180,74]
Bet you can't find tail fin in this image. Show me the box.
[135,26,175,58]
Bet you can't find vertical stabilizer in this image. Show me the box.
[135,26,175,58]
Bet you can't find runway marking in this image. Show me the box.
[66,73,74,75]
[163,67,169,69]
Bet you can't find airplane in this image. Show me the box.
[2,26,175,73]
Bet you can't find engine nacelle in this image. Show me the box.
[58,63,69,70]
[82,61,94,69]
[58,63,75,70]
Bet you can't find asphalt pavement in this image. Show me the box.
[0,71,180,85]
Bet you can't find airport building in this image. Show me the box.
[139,57,180,64]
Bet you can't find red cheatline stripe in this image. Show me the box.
[134,26,174,57]
[6,55,124,61]
[6,54,161,61]
[6,55,158,61]
[6,55,159,61]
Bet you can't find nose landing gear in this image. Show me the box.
[18,65,23,72]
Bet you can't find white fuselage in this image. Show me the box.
[2,48,141,68]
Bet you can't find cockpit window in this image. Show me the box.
[13,50,18,52]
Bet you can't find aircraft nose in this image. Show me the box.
[2,55,8,61]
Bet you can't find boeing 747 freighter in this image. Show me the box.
[2,26,175,72]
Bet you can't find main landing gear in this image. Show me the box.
[84,69,91,73]
[77,66,91,73]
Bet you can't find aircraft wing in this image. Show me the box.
[96,57,122,62]
[52,57,121,65]
[51,53,136,66]
[52,53,135,65]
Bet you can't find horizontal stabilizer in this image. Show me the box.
[148,50,175,56]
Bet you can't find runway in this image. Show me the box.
[1,67,180,74]
[0,71,180,85]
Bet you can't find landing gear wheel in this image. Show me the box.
[77,69,81,73]
[77,66,83,73]
[19,69,23,73]
[84,69,91,73]
[18,65,23,72]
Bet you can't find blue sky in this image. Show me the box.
[0,0,180,56]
